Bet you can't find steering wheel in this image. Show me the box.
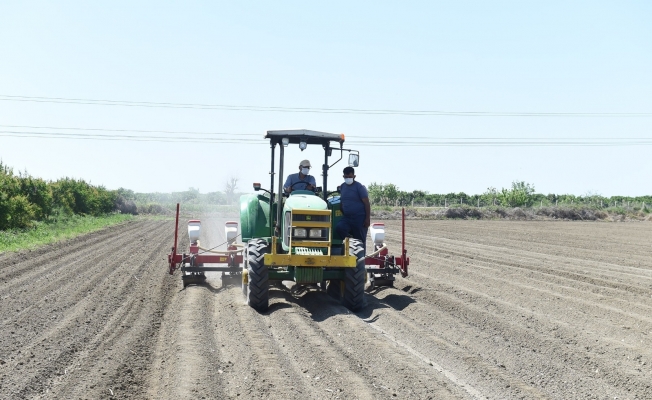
[326,188,340,199]
[288,181,316,192]
[325,185,341,199]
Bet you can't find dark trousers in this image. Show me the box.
[336,215,368,251]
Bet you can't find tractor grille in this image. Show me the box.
[287,209,332,247]
[294,247,324,256]
[292,214,330,222]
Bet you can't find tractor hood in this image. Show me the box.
[283,193,328,213]
[281,193,329,251]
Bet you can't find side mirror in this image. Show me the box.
[348,153,359,167]
[253,182,261,191]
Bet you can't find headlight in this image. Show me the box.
[309,229,324,239]
[293,228,307,238]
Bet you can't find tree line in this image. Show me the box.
[116,177,240,213]
[0,162,117,230]
[367,181,652,208]
[4,158,649,232]
[0,157,246,231]
[115,187,233,214]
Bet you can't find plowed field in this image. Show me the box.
[1,218,651,399]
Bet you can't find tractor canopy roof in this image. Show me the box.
[265,129,345,146]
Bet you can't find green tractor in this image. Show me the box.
[240,129,365,312]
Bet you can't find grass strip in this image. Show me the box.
[0,213,135,253]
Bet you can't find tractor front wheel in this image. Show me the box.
[246,239,270,312]
[343,239,366,311]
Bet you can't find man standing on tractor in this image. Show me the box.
[284,159,316,193]
[336,166,371,250]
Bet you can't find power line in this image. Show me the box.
[0,124,262,137]
[0,133,260,144]
[0,130,263,143]
[1,95,650,117]
[3,130,652,146]
[1,124,650,141]
[348,141,652,147]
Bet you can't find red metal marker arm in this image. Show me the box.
[401,207,409,277]
[169,203,180,274]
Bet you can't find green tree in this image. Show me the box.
[480,187,498,206]
[383,183,399,206]
[19,174,53,219]
[7,195,37,229]
[498,181,535,207]
[367,182,383,205]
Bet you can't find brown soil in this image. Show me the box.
[1,218,651,399]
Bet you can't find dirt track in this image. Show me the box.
[1,218,651,399]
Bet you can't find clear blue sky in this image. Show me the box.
[1,1,650,196]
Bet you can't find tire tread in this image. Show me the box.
[342,239,366,311]
[246,239,269,311]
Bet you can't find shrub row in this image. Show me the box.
[368,181,652,208]
[0,162,121,230]
[372,205,648,221]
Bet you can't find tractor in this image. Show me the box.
[168,129,407,310]
[240,129,368,312]
[240,130,408,311]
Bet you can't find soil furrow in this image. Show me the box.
[372,278,651,399]
[0,220,146,281]
[2,216,651,399]
[402,232,652,285]
[404,254,652,329]
[0,221,164,329]
[0,220,174,399]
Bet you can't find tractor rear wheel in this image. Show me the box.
[342,239,366,311]
[246,239,270,312]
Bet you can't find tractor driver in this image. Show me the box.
[336,166,371,250]
[284,159,316,193]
